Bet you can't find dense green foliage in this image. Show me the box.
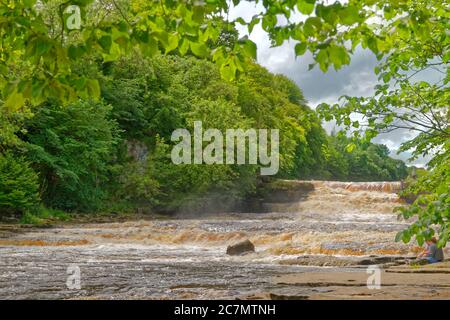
[102,54,407,211]
[327,133,408,181]
[396,153,450,247]
[104,54,259,210]
[23,99,120,211]
[0,153,40,213]
[102,54,328,209]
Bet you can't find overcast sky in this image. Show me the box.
[229,2,430,167]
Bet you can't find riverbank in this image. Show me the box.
[0,211,167,233]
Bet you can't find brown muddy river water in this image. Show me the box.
[0,181,417,299]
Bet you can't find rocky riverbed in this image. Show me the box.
[0,181,448,299]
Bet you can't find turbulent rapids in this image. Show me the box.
[0,181,417,299]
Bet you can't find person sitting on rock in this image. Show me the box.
[417,237,444,264]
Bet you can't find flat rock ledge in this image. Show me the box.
[239,260,450,300]
[226,239,255,256]
[278,255,415,267]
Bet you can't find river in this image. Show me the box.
[0,181,418,299]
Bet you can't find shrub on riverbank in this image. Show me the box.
[23,99,120,212]
[0,153,40,215]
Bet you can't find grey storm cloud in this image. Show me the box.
[272,49,378,107]
[229,4,429,167]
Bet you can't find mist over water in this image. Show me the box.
[0,181,416,299]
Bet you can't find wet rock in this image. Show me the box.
[258,180,314,203]
[127,139,148,162]
[279,255,359,267]
[358,256,411,265]
[269,293,308,300]
[226,239,255,255]
[279,255,414,267]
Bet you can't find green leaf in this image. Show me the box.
[98,35,112,52]
[35,38,52,57]
[297,0,315,15]
[72,0,94,5]
[367,36,379,54]
[178,38,190,56]
[248,17,260,33]
[72,77,87,91]
[153,30,169,47]
[5,89,25,112]
[316,48,329,72]
[303,17,321,37]
[31,80,46,100]
[233,56,244,72]
[339,6,360,25]
[102,42,121,62]
[139,38,158,57]
[345,143,356,153]
[68,45,86,60]
[402,231,411,244]
[23,0,37,7]
[220,59,237,82]
[443,50,450,63]
[235,17,246,25]
[315,3,340,24]
[192,5,205,23]
[329,45,349,69]
[242,40,257,59]
[165,34,179,54]
[295,42,307,56]
[262,14,277,31]
[85,79,100,99]
[190,42,208,58]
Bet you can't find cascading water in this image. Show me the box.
[314,180,402,192]
[0,181,417,299]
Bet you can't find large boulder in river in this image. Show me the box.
[226,239,255,255]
